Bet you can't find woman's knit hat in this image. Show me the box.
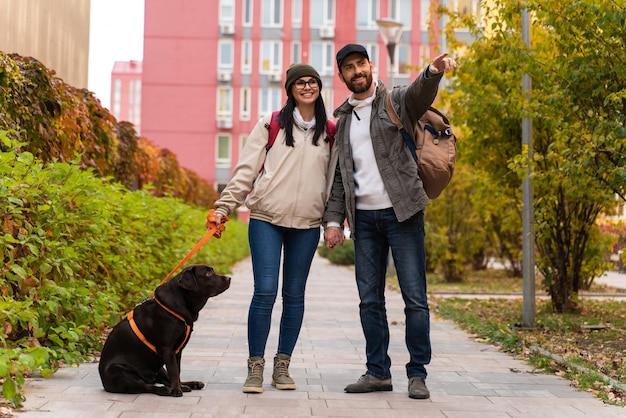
[284,63,322,94]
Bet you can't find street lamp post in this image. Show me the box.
[376,18,404,89]
[521,6,535,328]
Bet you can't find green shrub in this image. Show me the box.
[0,132,249,406]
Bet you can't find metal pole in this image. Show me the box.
[387,42,396,89]
[521,6,535,328]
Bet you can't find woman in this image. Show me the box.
[213,63,336,393]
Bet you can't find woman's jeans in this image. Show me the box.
[247,219,320,358]
[354,208,431,380]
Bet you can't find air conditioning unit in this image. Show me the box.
[216,118,233,129]
[217,71,232,82]
[268,72,282,82]
[220,23,235,35]
[319,26,335,39]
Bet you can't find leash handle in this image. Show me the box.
[157,209,229,288]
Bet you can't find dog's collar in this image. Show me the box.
[127,297,192,355]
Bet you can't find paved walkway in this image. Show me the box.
[16,255,626,417]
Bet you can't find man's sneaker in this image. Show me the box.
[271,354,296,390]
[344,374,393,393]
[243,357,265,393]
[408,376,430,399]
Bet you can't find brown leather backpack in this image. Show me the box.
[385,92,457,199]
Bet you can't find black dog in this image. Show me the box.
[98,264,231,396]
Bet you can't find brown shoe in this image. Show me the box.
[408,377,430,399]
[344,374,393,393]
[271,354,296,390]
[243,357,265,393]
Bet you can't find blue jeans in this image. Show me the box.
[354,208,430,380]
[247,219,320,358]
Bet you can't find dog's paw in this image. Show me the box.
[182,381,205,391]
[153,386,184,397]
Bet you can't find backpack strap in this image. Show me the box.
[325,120,336,148]
[384,91,418,163]
[264,110,282,151]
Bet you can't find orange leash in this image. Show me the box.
[153,209,229,293]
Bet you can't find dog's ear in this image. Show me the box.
[178,266,200,291]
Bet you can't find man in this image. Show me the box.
[323,43,456,399]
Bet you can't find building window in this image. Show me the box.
[356,0,379,29]
[292,0,302,27]
[420,0,429,31]
[309,42,334,76]
[216,135,231,169]
[395,44,410,75]
[259,88,282,117]
[260,40,282,73]
[219,40,234,71]
[220,0,235,23]
[389,0,411,29]
[419,45,430,68]
[261,0,283,27]
[291,42,301,64]
[132,79,141,127]
[239,133,249,153]
[243,0,253,26]
[242,40,252,73]
[112,79,121,118]
[217,86,233,117]
[363,43,379,74]
[321,88,333,118]
[240,87,251,120]
[310,0,335,27]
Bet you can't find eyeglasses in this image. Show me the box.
[294,78,319,90]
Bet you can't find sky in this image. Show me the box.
[88,0,145,110]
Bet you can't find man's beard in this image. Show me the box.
[347,72,373,94]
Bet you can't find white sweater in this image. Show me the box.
[348,86,393,210]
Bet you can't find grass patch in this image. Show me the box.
[431,296,626,405]
[424,269,625,295]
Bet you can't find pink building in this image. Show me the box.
[135,0,476,191]
[111,60,143,133]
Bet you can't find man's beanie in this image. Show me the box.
[336,43,369,68]
[284,63,322,93]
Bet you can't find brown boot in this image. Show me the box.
[271,354,296,390]
[243,357,264,393]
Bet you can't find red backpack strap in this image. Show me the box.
[265,110,282,150]
[260,111,282,173]
[325,120,336,148]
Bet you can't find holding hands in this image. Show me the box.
[324,226,345,250]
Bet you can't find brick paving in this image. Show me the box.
[15,255,626,417]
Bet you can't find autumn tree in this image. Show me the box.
[440,0,626,312]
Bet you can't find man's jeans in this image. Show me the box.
[247,219,320,358]
[354,208,431,379]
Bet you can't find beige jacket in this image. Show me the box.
[214,113,338,229]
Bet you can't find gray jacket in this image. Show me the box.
[323,68,443,239]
